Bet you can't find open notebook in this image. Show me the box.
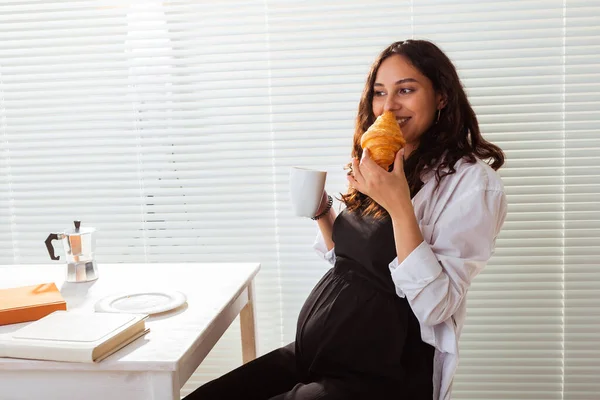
[0,311,149,363]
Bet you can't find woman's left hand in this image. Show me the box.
[347,148,412,216]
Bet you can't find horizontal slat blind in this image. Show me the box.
[565,2,600,399]
[266,0,414,343]
[0,0,281,394]
[412,1,565,399]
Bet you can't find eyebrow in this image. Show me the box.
[374,78,419,86]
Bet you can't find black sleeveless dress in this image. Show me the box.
[294,209,435,398]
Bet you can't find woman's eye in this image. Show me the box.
[398,88,414,95]
[374,90,386,97]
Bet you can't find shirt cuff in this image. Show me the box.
[389,240,443,299]
[313,230,336,265]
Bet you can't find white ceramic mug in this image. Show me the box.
[289,167,327,217]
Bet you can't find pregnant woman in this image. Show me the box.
[185,39,507,400]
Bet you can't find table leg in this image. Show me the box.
[240,280,257,363]
[149,371,179,400]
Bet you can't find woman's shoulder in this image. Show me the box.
[447,156,505,193]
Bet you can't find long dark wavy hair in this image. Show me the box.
[341,39,504,218]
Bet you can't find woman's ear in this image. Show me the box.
[436,93,448,110]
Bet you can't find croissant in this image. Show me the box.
[360,110,406,169]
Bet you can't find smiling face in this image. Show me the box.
[371,54,443,155]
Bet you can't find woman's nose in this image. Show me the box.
[383,95,399,112]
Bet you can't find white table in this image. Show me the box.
[0,262,260,400]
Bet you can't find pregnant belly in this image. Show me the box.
[295,269,410,379]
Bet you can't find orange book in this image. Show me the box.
[0,283,67,326]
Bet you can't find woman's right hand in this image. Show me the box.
[313,190,330,218]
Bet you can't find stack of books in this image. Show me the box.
[0,283,149,363]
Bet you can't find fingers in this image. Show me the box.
[392,148,405,175]
[358,148,382,177]
[351,156,362,182]
[346,156,364,192]
[360,148,375,167]
[320,189,328,205]
[347,171,363,193]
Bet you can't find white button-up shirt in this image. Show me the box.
[314,157,507,400]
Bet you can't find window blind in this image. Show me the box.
[414,2,565,399]
[565,1,600,399]
[0,0,281,389]
[0,1,598,399]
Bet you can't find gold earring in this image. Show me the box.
[436,109,441,124]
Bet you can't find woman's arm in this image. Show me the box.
[389,188,507,325]
[313,191,336,253]
[387,198,424,262]
[316,207,336,251]
[348,149,507,326]
[349,148,423,261]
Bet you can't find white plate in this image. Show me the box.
[94,291,187,315]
